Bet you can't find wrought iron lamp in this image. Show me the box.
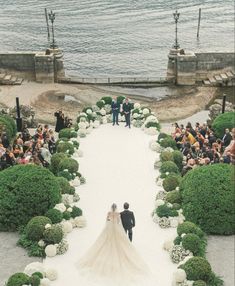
[173,10,180,49]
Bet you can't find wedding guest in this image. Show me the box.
[122,98,132,128]
[54,110,65,132]
[111,97,120,126]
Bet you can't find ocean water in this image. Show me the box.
[0,0,234,77]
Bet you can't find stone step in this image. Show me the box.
[220,73,228,81]
[3,75,12,81]
[203,80,211,86]
[0,73,6,79]
[214,75,223,83]
[226,71,234,78]
[14,78,24,85]
[208,77,217,84]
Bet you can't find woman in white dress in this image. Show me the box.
[77,203,154,286]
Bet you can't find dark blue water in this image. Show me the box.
[0,0,234,77]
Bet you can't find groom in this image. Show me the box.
[120,202,135,242]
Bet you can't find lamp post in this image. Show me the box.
[173,10,180,49]
[48,10,56,49]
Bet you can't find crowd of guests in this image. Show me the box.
[0,123,56,171]
[171,122,235,174]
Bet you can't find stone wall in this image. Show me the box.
[0,49,65,83]
[167,49,235,85]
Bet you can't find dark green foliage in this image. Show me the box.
[172,150,183,170]
[96,100,105,109]
[182,233,203,256]
[56,176,73,194]
[17,233,45,257]
[29,275,40,286]
[174,236,182,245]
[159,137,177,149]
[43,225,63,244]
[180,257,212,281]
[207,272,224,286]
[63,211,71,220]
[56,141,75,155]
[117,96,125,104]
[177,221,204,238]
[193,281,207,286]
[77,114,87,123]
[72,140,79,149]
[132,108,141,114]
[212,112,235,138]
[101,96,112,105]
[58,157,79,173]
[71,206,83,218]
[180,164,235,234]
[166,190,182,204]
[57,170,74,181]
[0,115,17,140]
[32,272,43,279]
[58,128,77,139]
[156,204,178,218]
[172,203,181,210]
[25,216,52,241]
[82,107,93,113]
[163,174,181,192]
[6,272,30,286]
[145,121,160,130]
[45,209,63,224]
[158,132,171,141]
[160,151,173,162]
[0,165,61,231]
[50,153,68,175]
[160,161,179,175]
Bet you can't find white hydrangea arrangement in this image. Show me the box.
[61,221,73,234]
[170,245,191,263]
[56,239,69,255]
[155,190,167,200]
[61,194,74,205]
[158,217,171,228]
[45,244,57,257]
[86,108,92,115]
[54,203,66,213]
[45,268,58,281]
[74,216,87,228]
[142,108,150,115]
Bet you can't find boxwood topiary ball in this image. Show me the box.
[181,257,212,281]
[177,221,204,238]
[7,272,30,286]
[163,175,181,192]
[29,274,41,286]
[193,280,207,286]
[71,206,83,218]
[25,216,52,241]
[182,233,201,255]
[45,209,63,224]
[43,225,63,244]
[160,161,179,175]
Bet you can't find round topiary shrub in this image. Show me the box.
[172,150,183,170]
[117,95,125,104]
[58,158,79,173]
[71,206,83,218]
[58,128,77,139]
[180,164,235,234]
[181,257,212,281]
[193,280,207,286]
[177,221,204,238]
[45,209,63,224]
[182,233,201,255]
[57,170,74,181]
[32,272,43,279]
[160,161,179,175]
[174,236,182,245]
[7,272,30,286]
[0,115,17,140]
[63,211,71,220]
[212,111,235,138]
[96,100,105,109]
[166,190,182,204]
[160,151,173,162]
[56,141,75,155]
[0,165,61,231]
[163,174,181,192]
[158,132,171,141]
[29,274,41,286]
[50,153,68,175]
[43,225,63,244]
[25,216,52,241]
[145,121,160,130]
[172,203,181,210]
[101,96,112,105]
[156,204,178,218]
[56,176,72,194]
[159,137,177,149]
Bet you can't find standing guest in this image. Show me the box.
[122,98,132,128]
[1,132,10,148]
[111,97,120,126]
[54,110,65,132]
[172,123,181,138]
[222,128,232,147]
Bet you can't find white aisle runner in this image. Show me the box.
[44,124,177,285]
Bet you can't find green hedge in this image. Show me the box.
[160,151,174,162]
[58,157,79,173]
[212,112,235,138]
[0,115,17,140]
[25,216,52,241]
[0,165,61,231]
[165,190,182,204]
[45,209,63,224]
[58,128,77,139]
[50,153,68,175]
[56,176,75,194]
[43,225,63,244]
[101,96,112,105]
[56,141,75,155]
[96,100,105,109]
[159,137,177,149]
[180,164,235,234]
[6,273,30,286]
[172,150,183,170]
[163,174,181,192]
[182,233,202,256]
[177,221,204,238]
[156,204,178,218]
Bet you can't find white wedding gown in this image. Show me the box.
[76,211,157,286]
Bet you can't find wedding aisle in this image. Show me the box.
[43,124,177,285]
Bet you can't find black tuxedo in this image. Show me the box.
[222,133,232,147]
[120,210,135,241]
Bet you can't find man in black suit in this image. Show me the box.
[122,98,132,128]
[222,128,232,147]
[111,97,120,126]
[120,202,135,242]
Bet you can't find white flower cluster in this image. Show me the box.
[24,262,58,284]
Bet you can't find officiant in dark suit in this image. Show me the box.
[111,97,120,126]
[122,98,132,128]
[120,202,135,242]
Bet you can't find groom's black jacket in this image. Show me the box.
[120,210,135,230]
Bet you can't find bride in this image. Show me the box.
[76,203,154,286]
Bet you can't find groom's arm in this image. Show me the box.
[131,212,135,227]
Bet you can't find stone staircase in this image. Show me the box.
[0,73,24,85]
[203,70,235,86]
